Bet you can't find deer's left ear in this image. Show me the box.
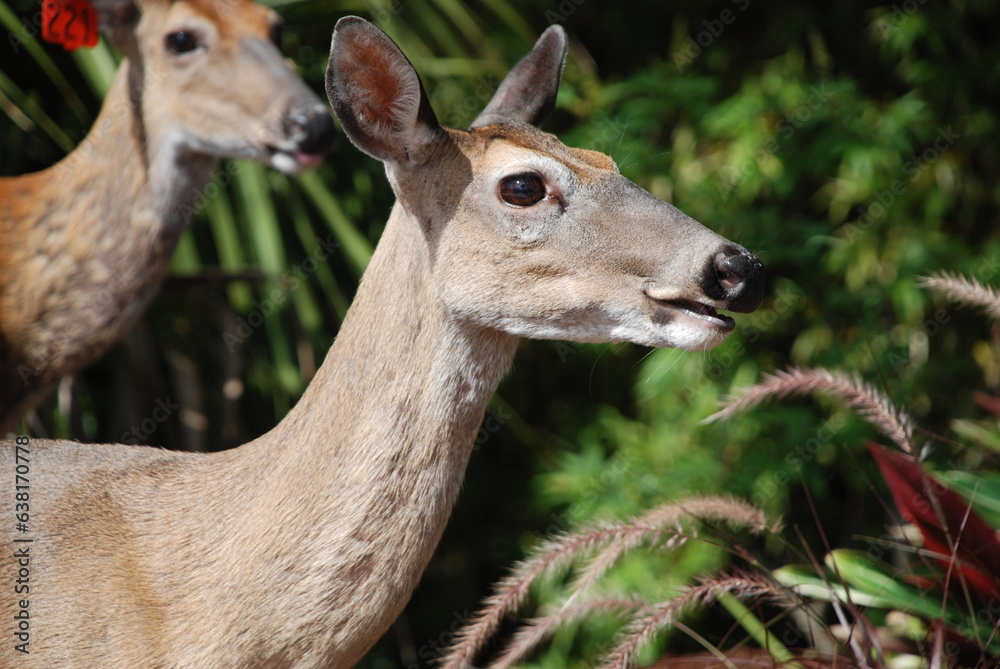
[471,25,567,129]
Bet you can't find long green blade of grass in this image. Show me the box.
[476,0,534,41]
[70,37,118,96]
[203,183,254,310]
[296,169,373,275]
[0,70,75,149]
[717,592,801,668]
[937,470,1000,528]
[287,185,350,323]
[234,163,301,396]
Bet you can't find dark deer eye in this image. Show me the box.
[165,31,200,55]
[499,173,546,207]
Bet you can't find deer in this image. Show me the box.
[0,16,765,668]
[0,0,336,436]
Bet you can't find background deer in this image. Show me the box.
[0,0,336,435]
[0,17,764,667]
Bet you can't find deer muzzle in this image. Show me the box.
[642,244,765,337]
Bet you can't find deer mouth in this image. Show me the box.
[290,150,325,169]
[267,146,327,174]
[646,295,736,331]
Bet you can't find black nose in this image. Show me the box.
[704,248,766,313]
[286,104,337,154]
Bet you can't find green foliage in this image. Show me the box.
[451,294,1000,667]
[501,0,1000,666]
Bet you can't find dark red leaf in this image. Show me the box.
[974,391,1000,417]
[867,442,1000,604]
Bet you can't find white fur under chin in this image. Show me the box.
[500,315,730,352]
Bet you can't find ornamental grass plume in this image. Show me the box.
[920,272,1000,321]
[439,496,771,669]
[705,367,915,454]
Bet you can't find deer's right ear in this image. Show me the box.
[91,0,139,50]
[326,17,441,164]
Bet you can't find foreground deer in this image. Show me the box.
[0,17,764,667]
[0,0,336,434]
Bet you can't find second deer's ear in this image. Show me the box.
[326,17,441,164]
[471,25,567,129]
[91,0,140,52]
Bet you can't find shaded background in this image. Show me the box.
[2,0,999,666]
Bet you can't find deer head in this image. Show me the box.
[95,0,335,172]
[327,17,764,353]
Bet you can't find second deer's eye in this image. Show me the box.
[499,173,546,207]
[166,31,200,55]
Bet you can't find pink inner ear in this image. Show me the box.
[344,36,404,126]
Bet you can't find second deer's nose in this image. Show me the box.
[287,104,338,154]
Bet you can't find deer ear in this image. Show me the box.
[326,16,441,164]
[90,0,139,50]
[471,25,567,129]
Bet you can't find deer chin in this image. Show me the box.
[492,305,734,352]
[638,293,738,351]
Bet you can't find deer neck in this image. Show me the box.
[243,201,518,661]
[47,58,216,244]
[1,59,216,383]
